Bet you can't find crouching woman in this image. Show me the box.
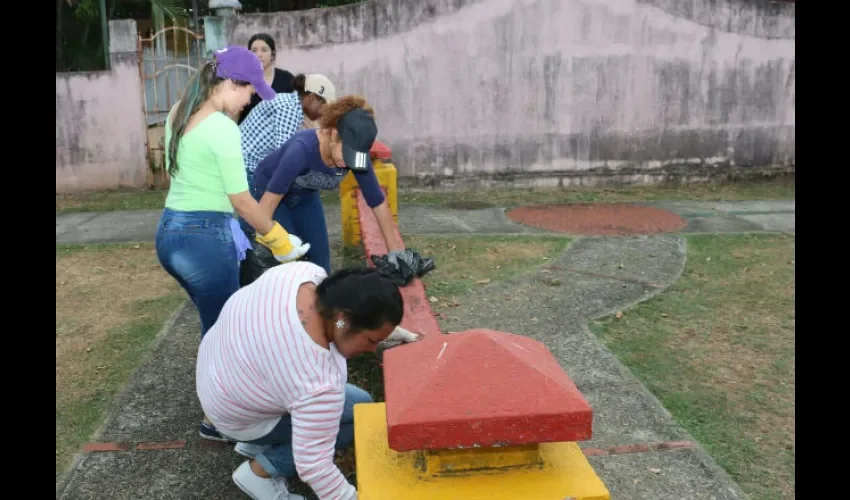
[196,262,405,500]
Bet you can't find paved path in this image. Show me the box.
[56,200,794,244]
[439,234,746,499]
[56,199,793,500]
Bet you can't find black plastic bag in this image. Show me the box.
[239,243,280,287]
[370,249,436,286]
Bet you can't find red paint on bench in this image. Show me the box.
[383,329,593,451]
[356,192,441,337]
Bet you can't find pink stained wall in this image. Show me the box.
[226,0,795,187]
[56,53,148,193]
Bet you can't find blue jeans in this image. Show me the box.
[155,208,240,338]
[247,384,373,478]
[241,174,332,274]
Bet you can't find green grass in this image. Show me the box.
[401,176,795,208]
[57,189,169,212]
[589,233,795,500]
[56,177,794,213]
[406,234,571,298]
[56,243,184,478]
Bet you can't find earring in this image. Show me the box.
[335,319,346,329]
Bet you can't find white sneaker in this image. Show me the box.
[232,460,305,500]
[235,442,266,459]
[275,234,311,263]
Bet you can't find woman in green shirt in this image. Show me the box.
[155,46,310,442]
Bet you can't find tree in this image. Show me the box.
[57,0,189,71]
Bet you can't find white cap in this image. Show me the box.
[304,74,336,103]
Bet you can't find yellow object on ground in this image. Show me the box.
[354,403,611,500]
[339,159,398,247]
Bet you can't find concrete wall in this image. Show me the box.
[56,20,148,193]
[221,0,795,187]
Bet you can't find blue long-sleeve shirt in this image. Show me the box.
[252,130,386,208]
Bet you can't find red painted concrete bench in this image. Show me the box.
[356,193,441,338]
[354,145,593,453]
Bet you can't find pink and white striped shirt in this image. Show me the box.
[196,262,356,500]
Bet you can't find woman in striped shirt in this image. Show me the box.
[196,262,406,500]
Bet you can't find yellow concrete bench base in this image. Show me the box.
[339,160,398,247]
[354,403,611,500]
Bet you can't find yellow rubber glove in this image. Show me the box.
[256,222,311,263]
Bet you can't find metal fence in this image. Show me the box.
[140,38,208,126]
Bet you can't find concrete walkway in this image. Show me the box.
[56,200,794,500]
[55,200,794,244]
[439,234,745,499]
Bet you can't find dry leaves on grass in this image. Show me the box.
[56,245,180,397]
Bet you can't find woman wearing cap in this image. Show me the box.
[239,73,336,198]
[155,45,310,442]
[250,95,405,275]
[237,33,295,124]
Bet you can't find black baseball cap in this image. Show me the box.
[337,107,377,171]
